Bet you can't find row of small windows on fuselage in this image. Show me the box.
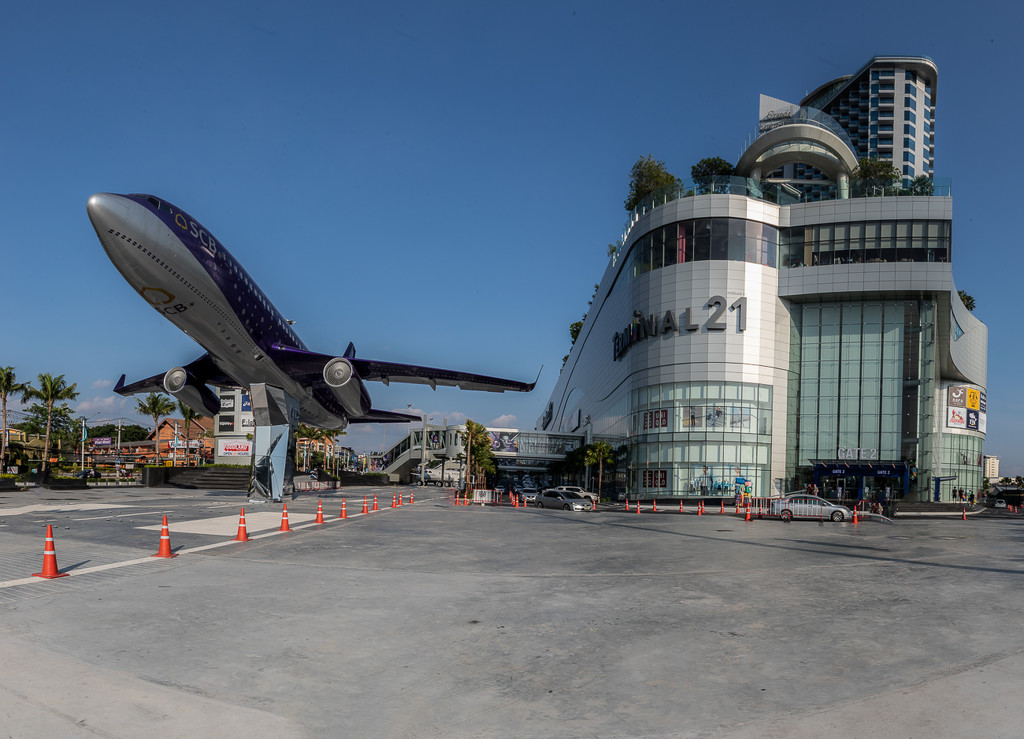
[630,218,951,276]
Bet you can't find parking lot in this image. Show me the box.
[2,485,1024,737]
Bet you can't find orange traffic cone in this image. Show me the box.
[315,499,325,524]
[32,524,69,578]
[852,508,859,525]
[361,496,368,514]
[234,507,250,541]
[697,501,703,516]
[410,491,414,504]
[391,494,396,508]
[279,503,292,532]
[372,494,379,511]
[745,505,752,522]
[679,500,684,513]
[625,498,630,512]
[339,499,348,519]
[652,499,658,513]
[398,493,403,506]
[152,515,178,558]
[962,507,967,520]
[720,501,725,514]
[636,499,640,514]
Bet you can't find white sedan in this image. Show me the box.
[771,494,853,522]
[534,490,592,511]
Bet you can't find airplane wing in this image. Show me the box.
[268,342,538,393]
[347,409,422,424]
[113,354,234,396]
[350,357,537,393]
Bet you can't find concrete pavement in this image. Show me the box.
[2,486,1023,737]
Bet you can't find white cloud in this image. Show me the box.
[77,395,129,418]
[488,414,518,428]
[92,378,113,389]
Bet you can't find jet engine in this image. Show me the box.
[322,357,372,418]
[163,366,221,416]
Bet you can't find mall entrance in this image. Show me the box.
[812,462,910,502]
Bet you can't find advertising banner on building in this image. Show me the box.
[947,407,967,429]
[489,432,518,452]
[219,417,235,433]
[680,407,703,428]
[220,395,235,411]
[217,439,252,457]
[947,386,966,408]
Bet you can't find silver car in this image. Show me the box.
[535,490,592,511]
[772,494,853,522]
[520,487,539,503]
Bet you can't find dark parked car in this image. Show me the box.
[73,469,102,479]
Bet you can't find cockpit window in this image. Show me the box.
[147,197,161,209]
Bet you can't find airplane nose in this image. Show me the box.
[87,192,129,229]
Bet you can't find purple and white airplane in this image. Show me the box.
[87,192,535,432]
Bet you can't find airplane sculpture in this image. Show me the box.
[87,192,535,500]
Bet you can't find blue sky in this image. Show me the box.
[3,1,1022,472]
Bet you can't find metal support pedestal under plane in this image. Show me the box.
[248,384,299,502]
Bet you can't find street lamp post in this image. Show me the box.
[80,412,101,472]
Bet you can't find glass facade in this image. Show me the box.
[779,220,950,267]
[631,218,777,278]
[631,381,773,498]
[792,301,905,466]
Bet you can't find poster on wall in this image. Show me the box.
[947,386,966,407]
[729,407,753,431]
[489,432,518,452]
[217,439,252,457]
[705,406,727,428]
[680,407,703,428]
[642,409,669,431]
[946,385,987,431]
[947,407,966,429]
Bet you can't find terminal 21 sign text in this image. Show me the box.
[613,296,747,361]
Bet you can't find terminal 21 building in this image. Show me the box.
[538,56,987,503]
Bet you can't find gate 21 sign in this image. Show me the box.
[613,296,747,361]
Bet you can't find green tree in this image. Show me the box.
[584,441,615,502]
[0,367,31,473]
[910,174,934,195]
[89,422,151,443]
[957,290,976,312]
[177,401,204,466]
[852,157,901,194]
[624,154,680,211]
[136,393,175,466]
[690,156,735,194]
[461,419,495,491]
[25,373,79,472]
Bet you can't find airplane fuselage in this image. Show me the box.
[88,193,348,428]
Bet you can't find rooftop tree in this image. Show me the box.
[624,154,680,211]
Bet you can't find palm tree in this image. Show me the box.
[25,373,79,473]
[584,441,615,503]
[136,393,175,466]
[177,401,204,467]
[0,367,31,473]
